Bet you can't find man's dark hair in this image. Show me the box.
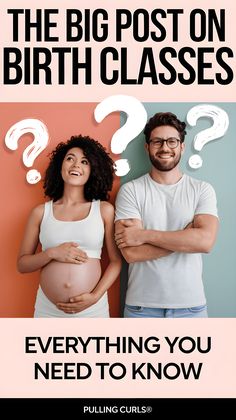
[144,112,187,143]
[43,135,114,202]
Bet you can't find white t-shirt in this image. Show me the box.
[115,173,218,308]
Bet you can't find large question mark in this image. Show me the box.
[187,104,229,169]
[94,95,147,176]
[5,119,49,184]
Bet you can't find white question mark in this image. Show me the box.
[94,95,147,176]
[187,104,229,169]
[5,118,49,184]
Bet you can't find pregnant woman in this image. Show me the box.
[17,135,121,317]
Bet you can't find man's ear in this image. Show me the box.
[181,142,185,155]
[145,143,149,153]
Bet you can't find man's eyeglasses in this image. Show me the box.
[148,137,181,149]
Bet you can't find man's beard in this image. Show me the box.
[149,152,181,172]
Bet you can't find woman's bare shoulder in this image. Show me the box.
[29,203,46,222]
[100,201,114,220]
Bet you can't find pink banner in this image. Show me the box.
[0,319,235,398]
[0,0,235,101]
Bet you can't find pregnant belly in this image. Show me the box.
[40,259,101,303]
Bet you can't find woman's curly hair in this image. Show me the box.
[43,135,114,201]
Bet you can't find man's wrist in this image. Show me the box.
[144,229,160,246]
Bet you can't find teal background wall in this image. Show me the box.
[120,102,236,317]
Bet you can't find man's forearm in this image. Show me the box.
[116,215,218,255]
[121,244,172,263]
[144,228,212,253]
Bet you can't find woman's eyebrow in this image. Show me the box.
[66,152,75,157]
[66,152,88,159]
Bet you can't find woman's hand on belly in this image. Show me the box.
[40,259,102,304]
[47,242,88,264]
[56,291,99,314]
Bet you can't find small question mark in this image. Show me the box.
[5,118,49,184]
[187,104,229,169]
[94,95,147,176]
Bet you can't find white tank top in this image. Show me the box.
[39,200,104,258]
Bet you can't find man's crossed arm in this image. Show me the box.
[115,215,219,263]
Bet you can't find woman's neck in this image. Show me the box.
[60,185,87,204]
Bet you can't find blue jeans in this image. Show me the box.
[124,304,208,318]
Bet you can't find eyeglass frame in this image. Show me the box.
[148,137,182,149]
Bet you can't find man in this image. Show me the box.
[115,112,219,318]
